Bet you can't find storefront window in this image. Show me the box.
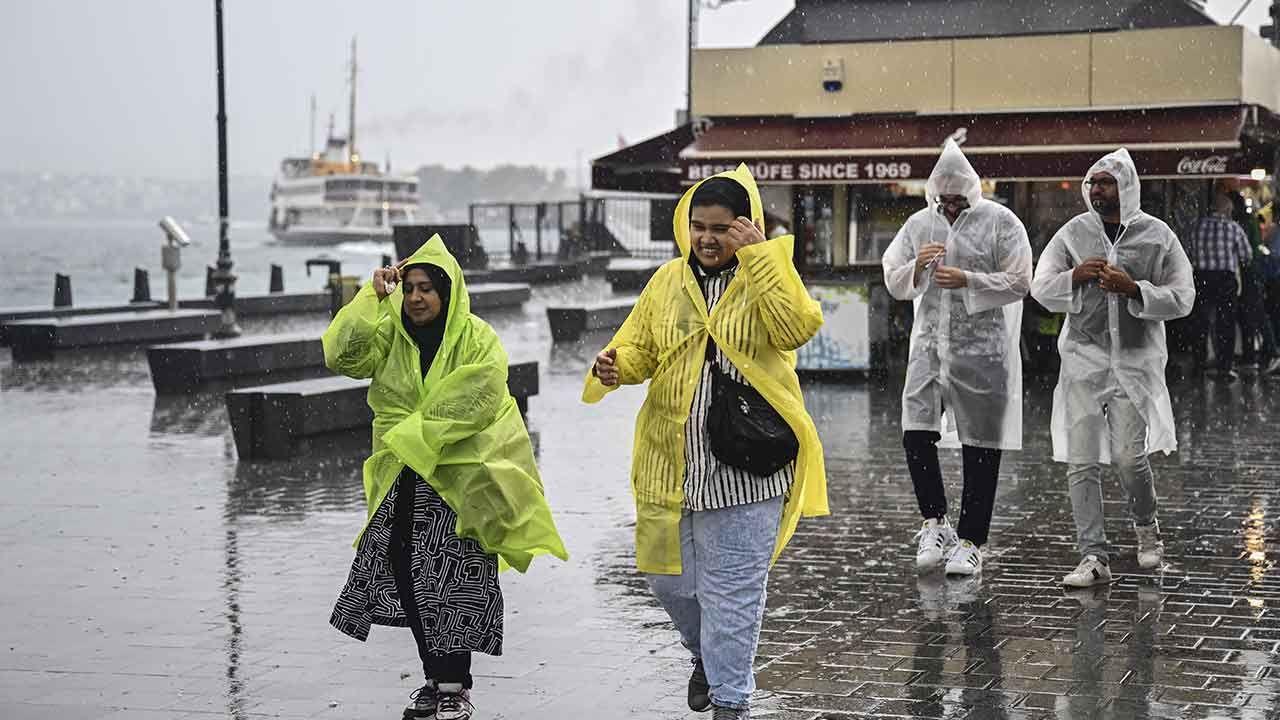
[850,184,920,264]
[793,187,835,269]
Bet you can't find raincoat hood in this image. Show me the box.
[673,163,770,260]
[392,236,470,346]
[926,139,983,209]
[1083,148,1142,225]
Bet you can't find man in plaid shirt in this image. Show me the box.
[1189,194,1252,378]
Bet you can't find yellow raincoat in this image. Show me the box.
[323,235,568,573]
[582,164,828,575]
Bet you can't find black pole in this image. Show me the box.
[212,0,240,337]
[686,0,695,121]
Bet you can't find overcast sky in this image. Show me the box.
[1,0,1269,180]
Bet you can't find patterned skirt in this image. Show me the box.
[330,472,504,655]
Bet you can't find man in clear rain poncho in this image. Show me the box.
[882,139,1032,577]
[1031,149,1194,588]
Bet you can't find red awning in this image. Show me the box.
[680,107,1263,183]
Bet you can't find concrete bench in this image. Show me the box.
[179,291,331,316]
[0,301,163,346]
[226,361,539,460]
[468,282,532,311]
[468,260,584,285]
[6,309,222,361]
[545,298,638,342]
[604,258,668,292]
[147,332,325,393]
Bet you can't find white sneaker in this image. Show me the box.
[1135,521,1164,569]
[1062,555,1112,588]
[944,540,982,576]
[914,518,958,570]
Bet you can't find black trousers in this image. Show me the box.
[389,471,473,688]
[1193,270,1239,372]
[903,430,1002,546]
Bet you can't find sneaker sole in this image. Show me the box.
[1061,574,1113,588]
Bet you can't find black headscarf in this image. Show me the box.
[399,263,452,378]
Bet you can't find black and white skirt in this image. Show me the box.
[330,472,504,655]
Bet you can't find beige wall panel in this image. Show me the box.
[1241,30,1280,113]
[1092,26,1242,106]
[692,42,952,117]
[954,35,1090,110]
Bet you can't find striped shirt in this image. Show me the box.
[683,258,794,511]
[1190,215,1252,272]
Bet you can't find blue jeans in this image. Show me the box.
[645,496,784,710]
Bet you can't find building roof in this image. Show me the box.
[759,0,1215,45]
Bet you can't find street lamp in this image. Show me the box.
[211,0,240,337]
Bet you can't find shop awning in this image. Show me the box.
[680,107,1266,183]
[592,124,693,194]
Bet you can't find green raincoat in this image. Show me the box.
[323,236,568,573]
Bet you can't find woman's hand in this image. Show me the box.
[593,348,619,386]
[372,258,409,300]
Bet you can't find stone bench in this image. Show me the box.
[6,309,222,361]
[468,282,532,311]
[226,361,539,460]
[0,301,163,346]
[545,298,637,342]
[178,291,331,316]
[604,258,668,292]
[147,332,325,393]
[468,260,583,285]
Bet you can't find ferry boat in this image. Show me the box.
[268,39,418,245]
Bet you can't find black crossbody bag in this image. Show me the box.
[704,334,799,476]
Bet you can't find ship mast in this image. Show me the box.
[347,36,358,165]
[309,93,317,157]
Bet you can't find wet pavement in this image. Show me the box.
[1,277,1278,719]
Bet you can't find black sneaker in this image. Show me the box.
[688,657,711,712]
[712,705,749,719]
[403,681,436,719]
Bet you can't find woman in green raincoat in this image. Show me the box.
[325,236,567,720]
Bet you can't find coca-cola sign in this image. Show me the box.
[1177,155,1230,175]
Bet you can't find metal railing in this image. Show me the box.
[467,195,678,262]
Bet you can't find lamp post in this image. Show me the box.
[212,0,240,337]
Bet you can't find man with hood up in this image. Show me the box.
[1031,149,1194,588]
[323,236,568,720]
[882,139,1033,577]
[583,165,827,719]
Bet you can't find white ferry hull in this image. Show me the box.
[269,225,393,245]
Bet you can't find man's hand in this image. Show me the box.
[593,348,619,387]
[1071,257,1108,288]
[933,266,968,289]
[913,244,947,286]
[372,258,409,300]
[724,216,767,255]
[1099,264,1139,298]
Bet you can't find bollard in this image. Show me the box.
[205,265,217,297]
[269,264,284,293]
[132,268,152,303]
[327,274,360,317]
[53,273,73,307]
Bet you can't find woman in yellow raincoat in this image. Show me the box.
[583,165,827,718]
[325,236,567,720]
